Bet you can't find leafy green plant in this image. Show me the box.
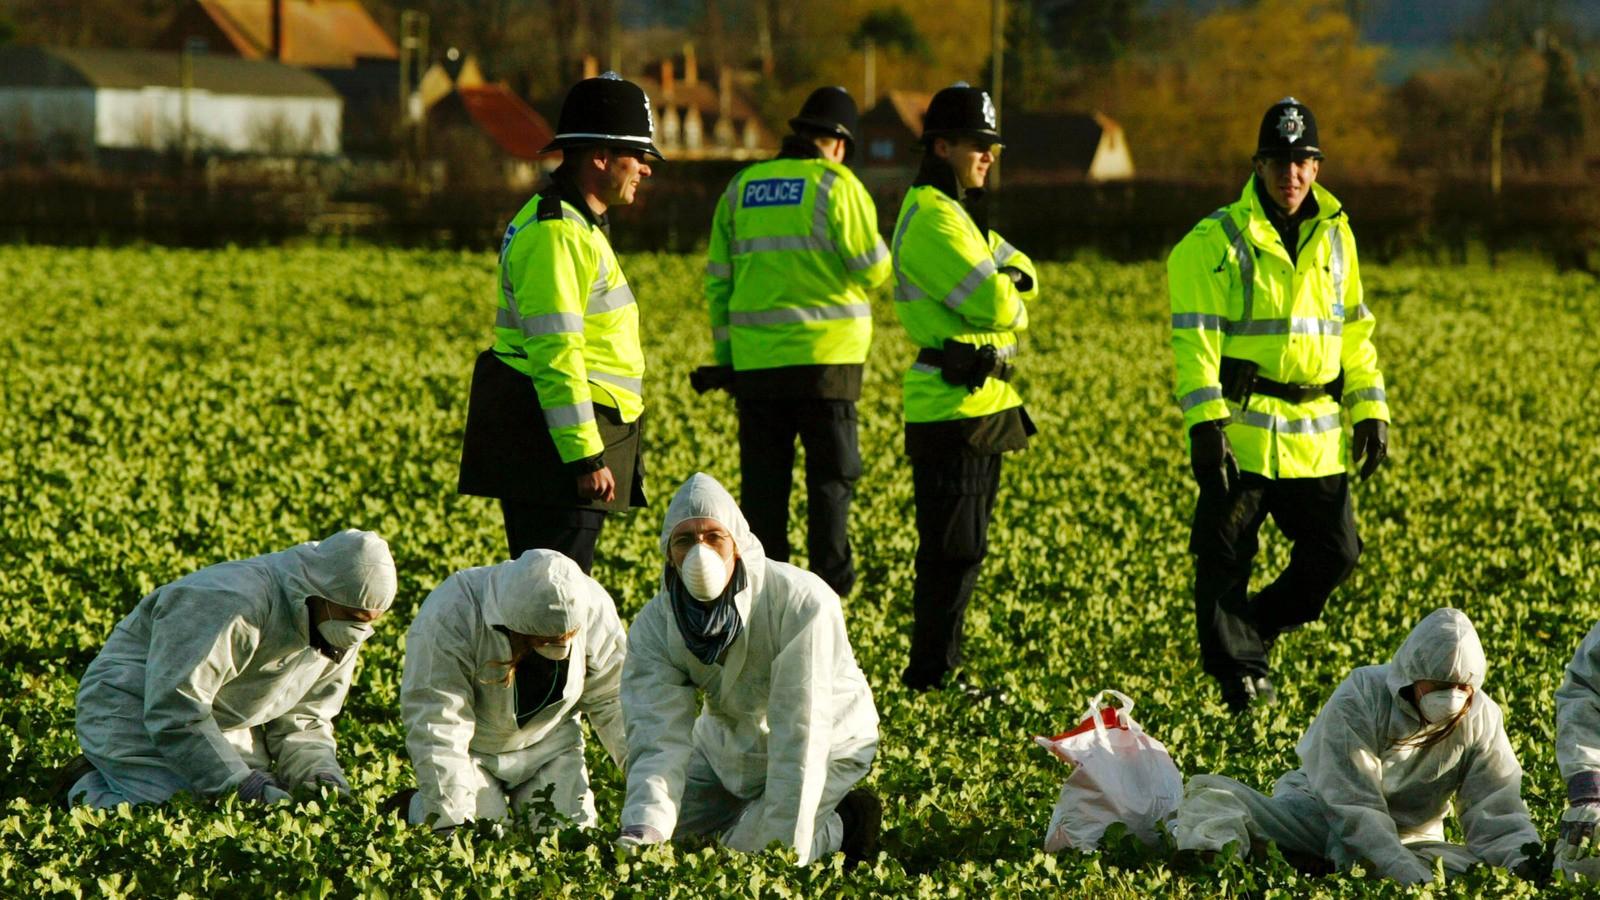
[1,246,1594,896]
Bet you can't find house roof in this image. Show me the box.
[860,91,1119,173]
[162,0,397,68]
[456,84,557,161]
[0,46,339,98]
[633,75,763,123]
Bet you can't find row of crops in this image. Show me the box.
[2,245,1597,896]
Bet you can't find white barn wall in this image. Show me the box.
[95,88,342,155]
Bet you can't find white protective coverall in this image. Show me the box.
[400,549,626,829]
[71,530,397,807]
[1174,608,1537,884]
[1553,620,1600,880]
[620,473,879,864]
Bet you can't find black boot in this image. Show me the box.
[379,787,418,822]
[836,788,882,868]
[1219,674,1279,712]
[48,754,96,810]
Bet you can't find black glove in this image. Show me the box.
[1190,421,1239,495]
[998,265,1034,292]
[1352,419,1388,481]
[689,365,735,395]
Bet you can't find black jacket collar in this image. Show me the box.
[549,168,609,234]
[777,134,825,161]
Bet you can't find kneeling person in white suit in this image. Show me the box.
[1173,608,1537,884]
[1553,620,1600,880]
[395,549,625,830]
[618,473,881,865]
[70,530,397,807]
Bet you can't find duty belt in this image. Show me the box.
[917,343,1014,392]
[1219,356,1342,405]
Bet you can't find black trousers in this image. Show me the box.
[903,452,1003,690]
[500,501,608,574]
[736,398,861,597]
[1190,472,1362,681]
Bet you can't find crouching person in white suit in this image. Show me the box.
[1173,608,1538,884]
[391,549,626,831]
[1553,620,1600,881]
[69,530,397,807]
[618,473,881,865]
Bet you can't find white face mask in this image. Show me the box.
[533,642,572,661]
[678,542,731,602]
[318,618,374,650]
[1418,686,1471,723]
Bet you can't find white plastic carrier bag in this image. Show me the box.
[1033,689,1184,852]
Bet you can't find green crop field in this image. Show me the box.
[2,245,1597,898]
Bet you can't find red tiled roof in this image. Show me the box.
[458,84,557,161]
[195,0,397,68]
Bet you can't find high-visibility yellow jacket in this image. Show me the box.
[705,154,891,373]
[891,183,1038,423]
[1168,176,1389,479]
[493,188,644,464]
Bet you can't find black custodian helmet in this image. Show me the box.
[790,86,859,145]
[1255,97,1322,161]
[919,82,1002,146]
[542,72,664,160]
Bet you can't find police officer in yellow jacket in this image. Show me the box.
[695,87,891,597]
[890,84,1039,692]
[459,73,661,574]
[1168,98,1390,711]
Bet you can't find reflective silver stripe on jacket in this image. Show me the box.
[910,362,941,376]
[1171,312,1340,337]
[944,258,998,310]
[513,311,585,336]
[728,303,871,327]
[1347,303,1373,322]
[1329,226,1346,309]
[589,371,643,395]
[543,401,595,429]
[1213,211,1255,325]
[1232,409,1343,435]
[845,240,889,272]
[722,178,741,244]
[1172,312,1228,331]
[1179,385,1224,411]
[1344,387,1387,405]
[813,170,836,239]
[890,202,921,302]
[730,234,832,255]
[706,260,732,279]
[712,326,730,342]
[588,282,636,315]
[994,240,1018,265]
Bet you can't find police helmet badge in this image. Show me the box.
[1276,104,1305,144]
[981,92,997,129]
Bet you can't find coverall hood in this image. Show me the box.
[480,549,586,637]
[658,473,765,578]
[1385,607,1487,699]
[282,529,397,613]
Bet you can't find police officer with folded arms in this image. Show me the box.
[1167,97,1390,711]
[889,84,1039,692]
[693,86,891,597]
[459,73,662,574]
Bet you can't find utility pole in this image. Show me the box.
[989,0,1004,188]
[179,39,195,168]
[398,10,429,183]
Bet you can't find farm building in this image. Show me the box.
[152,0,398,68]
[420,54,558,189]
[857,90,1135,185]
[0,46,342,165]
[629,49,777,160]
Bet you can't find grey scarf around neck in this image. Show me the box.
[669,559,747,666]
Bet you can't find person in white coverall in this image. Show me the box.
[1553,620,1600,881]
[68,530,396,807]
[393,549,626,830]
[1173,608,1538,884]
[617,472,881,865]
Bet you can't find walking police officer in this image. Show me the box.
[1168,97,1390,711]
[694,86,891,597]
[459,73,661,574]
[889,84,1039,692]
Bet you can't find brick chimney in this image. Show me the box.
[582,55,598,79]
[661,58,674,102]
[683,42,697,86]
